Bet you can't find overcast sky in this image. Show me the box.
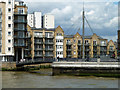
[24,0,119,41]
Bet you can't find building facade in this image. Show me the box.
[0,0,14,61]
[28,12,42,28]
[43,14,54,29]
[14,0,29,62]
[27,25,55,61]
[63,33,117,58]
[118,30,120,56]
[26,25,117,61]
[28,12,54,29]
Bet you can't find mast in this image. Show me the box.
[82,1,85,59]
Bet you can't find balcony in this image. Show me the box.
[34,42,43,44]
[14,28,27,31]
[93,49,97,52]
[78,43,82,46]
[45,54,53,57]
[34,35,44,38]
[14,43,26,47]
[66,54,72,58]
[0,19,2,22]
[14,12,27,16]
[85,43,90,46]
[14,20,27,23]
[66,42,71,45]
[109,49,115,52]
[34,54,43,57]
[45,42,54,44]
[100,49,107,52]
[85,49,90,52]
[34,48,43,51]
[45,48,53,51]
[100,43,107,46]
[66,48,72,51]
[45,35,54,38]
[14,36,28,39]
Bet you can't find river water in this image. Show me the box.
[1,69,119,88]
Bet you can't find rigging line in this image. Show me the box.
[71,16,83,35]
[67,16,82,35]
[84,16,94,34]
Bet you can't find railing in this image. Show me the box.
[34,48,43,50]
[34,54,43,57]
[100,44,107,46]
[34,42,43,44]
[45,54,53,57]
[14,12,27,15]
[45,48,53,51]
[14,28,27,31]
[45,35,54,38]
[100,49,107,51]
[14,20,27,23]
[85,43,90,46]
[66,42,71,45]
[45,42,54,44]
[34,35,44,38]
[78,43,82,45]
[109,50,115,52]
[14,43,26,47]
[66,48,72,51]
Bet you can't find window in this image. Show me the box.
[18,16,25,22]
[0,15,2,21]
[0,39,2,44]
[74,51,76,55]
[8,0,11,4]
[0,23,2,29]
[18,24,25,30]
[18,8,24,14]
[110,46,114,51]
[8,8,11,12]
[0,46,1,53]
[93,41,97,45]
[8,47,11,51]
[8,16,11,20]
[85,40,89,44]
[101,41,106,46]
[57,33,62,36]
[78,40,81,44]
[8,32,11,35]
[8,24,11,28]
[8,40,11,43]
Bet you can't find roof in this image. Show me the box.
[64,35,74,38]
[15,0,24,2]
[31,27,55,31]
[64,34,105,39]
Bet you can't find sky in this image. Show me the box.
[24,0,119,41]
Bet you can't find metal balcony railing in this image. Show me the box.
[45,48,53,51]
[35,48,43,50]
[34,54,43,57]
[66,42,71,45]
[14,20,27,23]
[45,41,54,44]
[34,35,44,38]
[14,28,27,31]
[45,54,53,57]
[45,35,54,38]
[14,43,26,47]
[34,41,43,44]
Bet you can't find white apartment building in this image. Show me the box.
[0,0,14,61]
[55,26,64,58]
[27,12,42,28]
[43,14,54,29]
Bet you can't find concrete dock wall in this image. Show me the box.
[52,62,120,76]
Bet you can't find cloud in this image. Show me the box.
[27,1,118,41]
[104,17,118,28]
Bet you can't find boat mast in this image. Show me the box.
[82,1,85,59]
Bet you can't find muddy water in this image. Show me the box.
[2,69,119,88]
